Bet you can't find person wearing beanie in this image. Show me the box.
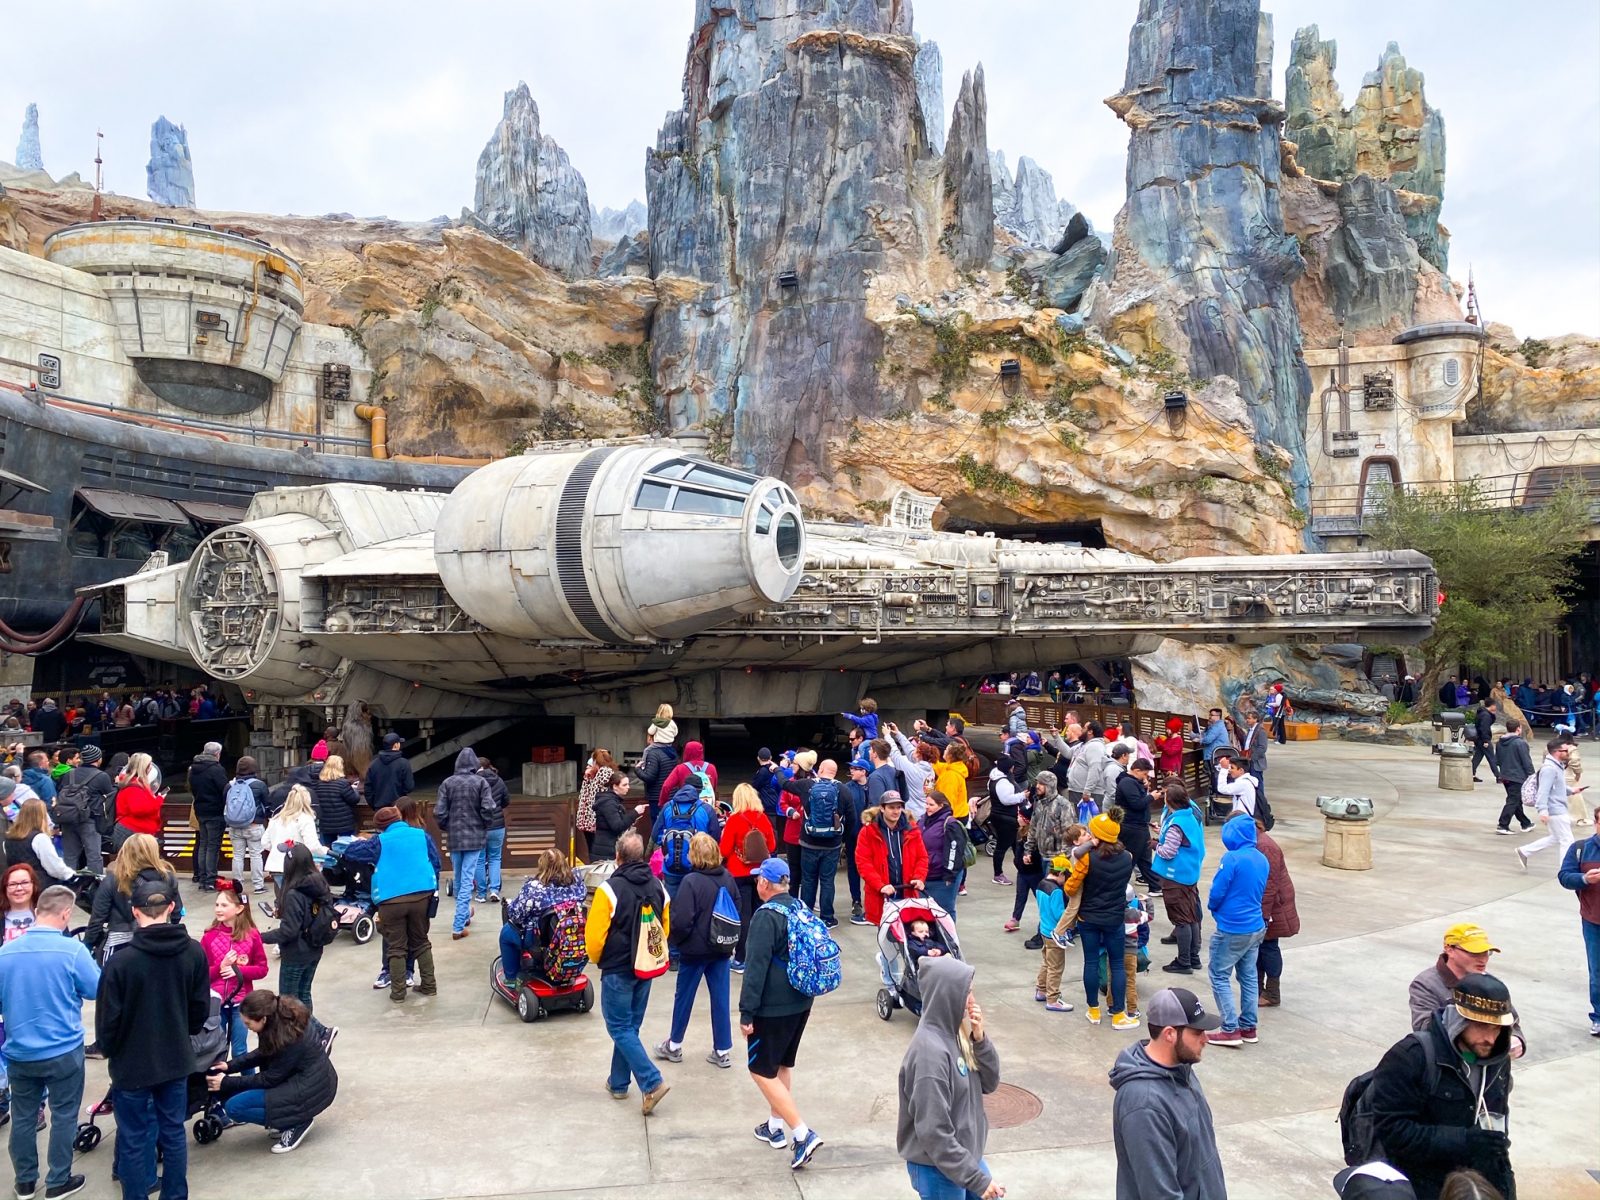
[371,800,438,1002]
[1203,814,1269,1048]
[57,745,114,876]
[188,741,229,890]
[1064,812,1138,1029]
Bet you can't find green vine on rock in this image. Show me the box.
[955,452,1022,498]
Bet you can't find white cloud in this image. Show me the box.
[3,0,1595,336]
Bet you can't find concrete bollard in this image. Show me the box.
[1437,745,1474,791]
[1322,816,1373,870]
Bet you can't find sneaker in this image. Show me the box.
[1205,1029,1244,1048]
[407,972,420,988]
[1023,933,1043,950]
[1239,1026,1259,1044]
[1162,960,1194,974]
[993,874,1012,886]
[83,1042,104,1061]
[252,885,266,894]
[473,895,489,905]
[15,1182,36,1200]
[641,1083,671,1116]
[1590,1020,1600,1038]
[652,1040,683,1064]
[1003,918,1020,933]
[823,917,839,929]
[1049,930,1075,949]
[706,1049,732,1069]
[1034,989,1047,1002]
[270,1119,314,1153]
[1085,1006,1102,1025]
[45,1175,87,1199]
[957,884,968,896]
[1111,1011,1141,1031]
[488,891,501,903]
[1160,933,1178,945]
[730,960,745,973]
[319,1025,339,1057]
[754,1120,786,1148]
[789,1129,823,1169]
[849,912,871,926]
[1494,827,1511,835]
[605,1083,630,1100]
[451,931,469,940]
[1514,848,1528,871]
[372,969,391,990]
[1044,1000,1074,1013]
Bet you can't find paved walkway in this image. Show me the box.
[55,739,1600,1199]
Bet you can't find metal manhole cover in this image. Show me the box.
[983,1083,1043,1129]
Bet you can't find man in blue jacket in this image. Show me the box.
[1558,798,1600,1038]
[0,885,101,1199]
[1204,814,1268,1048]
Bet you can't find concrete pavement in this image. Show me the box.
[47,738,1600,1199]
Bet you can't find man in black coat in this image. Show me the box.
[364,731,416,811]
[96,877,211,1199]
[55,745,114,874]
[1494,719,1536,834]
[1471,700,1500,784]
[1371,972,1517,1200]
[188,741,230,890]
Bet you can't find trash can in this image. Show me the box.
[1317,796,1374,871]
[1437,744,1473,791]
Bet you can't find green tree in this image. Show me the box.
[1365,481,1588,708]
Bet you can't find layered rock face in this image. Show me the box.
[914,38,946,155]
[1285,30,1447,269]
[1132,639,1385,728]
[1091,0,1312,500]
[942,66,995,269]
[647,0,967,478]
[146,117,194,208]
[991,151,1078,249]
[591,200,647,244]
[1467,328,1600,435]
[1033,213,1104,312]
[473,83,593,278]
[15,104,42,172]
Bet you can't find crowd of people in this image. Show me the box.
[976,665,1135,705]
[2,687,236,741]
[0,683,1593,1199]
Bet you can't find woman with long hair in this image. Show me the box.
[311,754,360,840]
[2,798,73,881]
[264,785,327,908]
[575,749,617,862]
[85,833,181,961]
[260,843,334,1016]
[111,751,163,850]
[203,881,269,1058]
[498,848,585,982]
[716,783,775,969]
[206,989,338,1155]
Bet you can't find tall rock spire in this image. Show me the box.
[472,83,593,278]
[1095,0,1311,501]
[914,38,946,155]
[146,117,195,207]
[646,0,934,477]
[942,65,994,269]
[15,103,42,172]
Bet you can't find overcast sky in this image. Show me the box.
[5,1,1596,337]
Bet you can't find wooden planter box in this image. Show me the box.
[1284,721,1320,741]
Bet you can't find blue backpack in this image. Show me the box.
[709,884,742,951]
[660,790,702,875]
[803,779,842,840]
[761,899,841,997]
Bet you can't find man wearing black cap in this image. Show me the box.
[1108,986,1226,1200]
[1370,972,1516,1200]
[95,877,211,1200]
[364,731,415,810]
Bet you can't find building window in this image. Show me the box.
[1443,358,1460,387]
[1359,457,1401,523]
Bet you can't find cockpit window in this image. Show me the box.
[775,512,801,569]
[635,481,672,510]
[650,460,694,480]
[683,464,756,494]
[634,457,762,514]
[671,488,743,517]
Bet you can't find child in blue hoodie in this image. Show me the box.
[1205,813,1269,1044]
[842,698,880,740]
[1031,856,1073,1012]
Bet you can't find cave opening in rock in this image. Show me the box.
[940,516,1106,548]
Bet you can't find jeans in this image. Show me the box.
[6,1045,84,1188]
[601,973,661,1094]
[844,826,862,906]
[113,1076,188,1200]
[907,1157,991,1200]
[226,1006,249,1059]
[663,873,685,963]
[926,878,957,921]
[193,816,224,887]
[222,1089,267,1125]
[230,823,265,889]
[1079,921,1126,1012]
[500,923,538,980]
[1256,936,1283,981]
[60,815,104,875]
[1209,928,1266,1032]
[473,827,506,900]
[735,876,759,961]
[1498,781,1533,830]
[800,846,840,921]
[450,849,484,933]
[279,959,319,1015]
[1583,919,1600,1024]
[1011,856,1043,922]
[668,955,732,1051]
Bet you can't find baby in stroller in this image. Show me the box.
[874,893,962,1020]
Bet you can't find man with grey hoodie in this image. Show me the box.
[1109,987,1227,1200]
[897,955,1004,1200]
[433,748,497,939]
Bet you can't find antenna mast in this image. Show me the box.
[90,129,104,221]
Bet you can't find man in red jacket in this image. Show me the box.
[853,792,928,927]
[660,741,718,805]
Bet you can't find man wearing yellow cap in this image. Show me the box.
[1408,924,1524,1057]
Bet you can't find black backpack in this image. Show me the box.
[305,896,340,949]
[1255,785,1275,831]
[1338,1031,1437,1166]
[55,771,93,824]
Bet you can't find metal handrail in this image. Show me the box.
[1309,469,1600,518]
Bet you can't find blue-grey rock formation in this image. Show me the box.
[146,117,195,208]
[1095,0,1311,501]
[991,151,1078,248]
[597,230,650,277]
[647,0,975,477]
[1324,174,1422,333]
[914,37,946,156]
[1285,29,1447,269]
[473,83,593,278]
[15,104,42,172]
[942,65,993,269]
[1035,213,1105,312]
[592,200,647,244]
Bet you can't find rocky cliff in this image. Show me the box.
[1089,0,1313,504]
[1285,29,1448,270]
[472,83,593,278]
[914,38,946,156]
[591,200,647,244]
[942,66,995,270]
[15,104,41,172]
[991,151,1077,249]
[146,117,195,208]
[1466,325,1600,435]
